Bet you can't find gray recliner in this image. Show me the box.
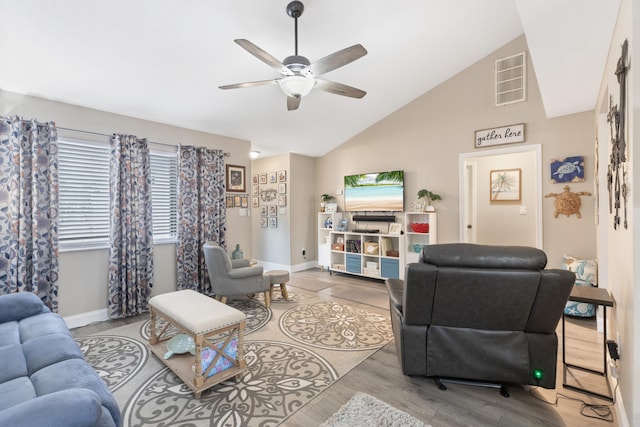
[386,243,574,390]
[203,242,271,308]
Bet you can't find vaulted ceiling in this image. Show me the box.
[0,1,620,157]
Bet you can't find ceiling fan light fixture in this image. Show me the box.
[278,75,315,98]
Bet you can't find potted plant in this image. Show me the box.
[320,194,334,212]
[417,189,442,212]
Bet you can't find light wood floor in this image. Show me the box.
[71,269,618,426]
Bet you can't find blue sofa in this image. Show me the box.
[0,292,120,427]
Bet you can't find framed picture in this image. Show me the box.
[490,168,521,201]
[226,164,246,193]
[278,170,287,182]
[260,217,268,228]
[550,155,585,183]
[260,205,268,216]
[252,197,259,207]
[325,203,337,213]
[260,173,267,184]
[388,223,402,235]
[278,194,287,207]
[234,195,241,207]
[269,171,277,183]
[225,195,234,208]
[269,205,277,216]
[278,182,286,194]
[241,195,248,208]
[252,185,259,196]
[252,174,259,185]
[269,217,278,228]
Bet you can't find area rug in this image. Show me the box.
[320,393,431,427]
[287,275,337,291]
[75,290,393,426]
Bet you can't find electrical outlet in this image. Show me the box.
[609,360,618,379]
[301,248,306,256]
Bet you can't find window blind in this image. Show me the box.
[150,152,178,240]
[58,139,111,248]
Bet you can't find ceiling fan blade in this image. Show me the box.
[315,79,367,99]
[287,96,301,111]
[309,44,367,76]
[219,79,277,90]
[234,39,292,76]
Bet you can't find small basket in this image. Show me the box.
[410,223,429,233]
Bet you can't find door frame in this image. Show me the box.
[458,144,543,248]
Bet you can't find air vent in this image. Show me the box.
[495,52,526,106]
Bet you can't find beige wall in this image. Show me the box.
[472,150,538,246]
[0,89,252,317]
[595,0,636,424]
[251,153,316,270]
[315,35,596,268]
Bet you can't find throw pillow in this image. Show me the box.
[563,255,598,285]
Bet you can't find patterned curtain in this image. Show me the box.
[0,116,59,310]
[108,134,154,319]
[176,145,226,293]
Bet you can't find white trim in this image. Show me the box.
[459,144,543,249]
[64,308,109,329]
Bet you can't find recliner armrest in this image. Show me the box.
[0,292,50,323]
[385,278,404,312]
[0,389,106,427]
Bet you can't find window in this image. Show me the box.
[58,139,111,249]
[58,138,178,250]
[150,151,178,242]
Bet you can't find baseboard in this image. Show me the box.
[291,261,318,272]
[63,308,110,330]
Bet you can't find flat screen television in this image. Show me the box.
[344,170,404,212]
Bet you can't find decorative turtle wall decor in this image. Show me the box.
[545,185,592,218]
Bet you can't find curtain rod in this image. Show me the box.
[56,125,230,157]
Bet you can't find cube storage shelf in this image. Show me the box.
[404,212,437,264]
[329,230,404,279]
[318,212,437,281]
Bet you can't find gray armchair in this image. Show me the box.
[386,243,574,391]
[203,242,271,308]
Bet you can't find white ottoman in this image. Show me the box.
[148,289,247,398]
[265,270,290,301]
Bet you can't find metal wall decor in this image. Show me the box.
[606,38,629,229]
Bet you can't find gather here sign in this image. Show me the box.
[474,124,525,148]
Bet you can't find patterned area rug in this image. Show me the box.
[287,275,337,291]
[75,290,393,426]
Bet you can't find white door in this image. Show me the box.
[463,162,476,243]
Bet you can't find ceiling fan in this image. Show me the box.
[219,1,367,111]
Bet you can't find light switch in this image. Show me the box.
[519,205,526,215]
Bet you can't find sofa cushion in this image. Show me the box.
[23,333,85,375]
[0,344,28,383]
[30,358,120,425]
[385,278,404,312]
[0,377,36,412]
[19,312,70,343]
[0,321,20,347]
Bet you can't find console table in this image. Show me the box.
[562,286,614,401]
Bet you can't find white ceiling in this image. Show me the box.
[0,0,619,158]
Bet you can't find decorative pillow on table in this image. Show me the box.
[563,255,597,318]
[192,338,238,378]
